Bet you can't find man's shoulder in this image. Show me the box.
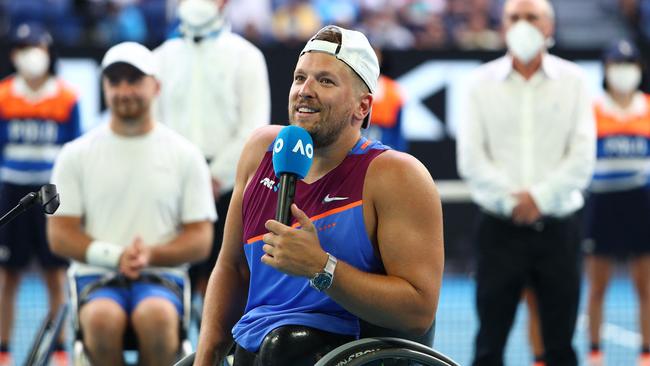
[367,150,426,181]
[464,56,511,92]
[154,36,184,52]
[219,30,260,48]
[56,125,108,163]
[247,124,282,150]
[154,124,204,156]
[470,55,509,79]
[155,31,264,60]
[240,125,282,173]
[365,149,435,203]
[214,31,265,61]
[66,124,107,147]
[543,53,586,79]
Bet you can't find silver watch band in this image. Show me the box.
[324,252,337,276]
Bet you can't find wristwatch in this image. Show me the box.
[309,253,337,292]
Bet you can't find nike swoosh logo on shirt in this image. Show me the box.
[323,194,349,203]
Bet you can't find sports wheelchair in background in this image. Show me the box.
[67,268,194,366]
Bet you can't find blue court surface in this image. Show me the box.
[435,273,640,365]
[9,270,642,365]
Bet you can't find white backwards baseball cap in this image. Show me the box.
[300,25,379,128]
[101,42,158,76]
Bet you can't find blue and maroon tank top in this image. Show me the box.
[232,137,389,352]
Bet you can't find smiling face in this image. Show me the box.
[288,52,370,149]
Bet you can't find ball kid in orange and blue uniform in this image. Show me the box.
[0,22,80,366]
[584,39,650,366]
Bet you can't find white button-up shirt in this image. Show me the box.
[457,54,596,217]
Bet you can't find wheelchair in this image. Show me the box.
[313,336,459,366]
[315,320,458,366]
[67,267,194,366]
[173,319,459,366]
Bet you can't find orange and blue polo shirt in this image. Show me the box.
[0,76,81,185]
[590,92,650,193]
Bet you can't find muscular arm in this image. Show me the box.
[148,221,213,266]
[326,151,443,334]
[194,125,281,366]
[47,215,93,262]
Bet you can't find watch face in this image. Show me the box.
[311,272,333,291]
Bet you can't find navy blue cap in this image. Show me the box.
[9,22,52,47]
[603,39,641,63]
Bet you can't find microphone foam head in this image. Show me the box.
[272,125,314,179]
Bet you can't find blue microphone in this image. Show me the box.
[272,126,314,225]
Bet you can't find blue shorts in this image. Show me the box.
[76,274,184,316]
[0,183,68,269]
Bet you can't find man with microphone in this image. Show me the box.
[47,42,216,366]
[194,25,444,366]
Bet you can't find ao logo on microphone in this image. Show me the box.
[272,125,314,180]
[273,137,313,158]
[272,125,314,225]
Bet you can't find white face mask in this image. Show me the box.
[14,47,50,79]
[505,21,545,64]
[178,0,221,37]
[606,63,641,95]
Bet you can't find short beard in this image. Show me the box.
[111,97,147,122]
[309,120,344,148]
[290,109,352,149]
[119,116,142,125]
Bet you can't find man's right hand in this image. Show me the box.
[118,237,149,279]
[511,191,542,225]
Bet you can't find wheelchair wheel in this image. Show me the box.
[172,352,234,366]
[314,337,459,366]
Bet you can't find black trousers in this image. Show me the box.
[472,213,581,366]
[233,325,355,366]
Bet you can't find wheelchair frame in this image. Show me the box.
[67,267,193,366]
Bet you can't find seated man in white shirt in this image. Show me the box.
[47,42,216,366]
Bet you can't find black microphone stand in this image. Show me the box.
[0,183,61,366]
[0,183,60,229]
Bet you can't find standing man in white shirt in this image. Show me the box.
[456,0,596,365]
[154,0,271,297]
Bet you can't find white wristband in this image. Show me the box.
[85,241,124,268]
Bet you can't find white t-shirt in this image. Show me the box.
[51,123,217,275]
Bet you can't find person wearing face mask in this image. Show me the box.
[583,40,650,366]
[153,0,270,303]
[456,0,596,365]
[0,22,81,366]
